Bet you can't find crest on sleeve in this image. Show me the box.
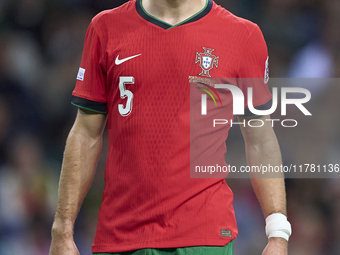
[195,47,219,77]
[264,56,269,84]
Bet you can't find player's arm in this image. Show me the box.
[50,109,107,255]
[238,115,289,255]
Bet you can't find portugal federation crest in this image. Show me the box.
[195,47,219,77]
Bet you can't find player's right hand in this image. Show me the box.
[49,237,80,255]
[262,237,288,255]
[50,218,80,255]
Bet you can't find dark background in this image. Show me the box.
[0,0,339,254]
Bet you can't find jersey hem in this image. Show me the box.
[92,238,235,253]
[71,102,107,114]
[72,92,107,103]
[71,95,107,114]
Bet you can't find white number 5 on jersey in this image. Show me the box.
[118,76,134,117]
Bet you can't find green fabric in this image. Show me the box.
[71,102,106,114]
[94,241,234,255]
[139,0,209,29]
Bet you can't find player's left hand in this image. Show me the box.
[262,237,288,255]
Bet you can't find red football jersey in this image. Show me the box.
[72,0,271,253]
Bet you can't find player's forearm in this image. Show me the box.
[52,127,103,236]
[246,129,287,217]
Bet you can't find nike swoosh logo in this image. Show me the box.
[115,54,142,65]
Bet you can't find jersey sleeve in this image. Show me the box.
[71,20,107,114]
[237,24,272,118]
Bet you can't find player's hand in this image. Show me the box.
[50,237,80,255]
[50,220,80,255]
[262,237,288,255]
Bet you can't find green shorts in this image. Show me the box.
[93,241,233,255]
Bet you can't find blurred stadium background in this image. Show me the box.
[0,0,339,254]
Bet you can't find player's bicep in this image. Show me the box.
[72,20,107,112]
[237,24,272,118]
[238,115,275,146]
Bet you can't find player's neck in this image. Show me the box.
[141,0,207,26]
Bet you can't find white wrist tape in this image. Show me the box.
[265,213,292,241]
